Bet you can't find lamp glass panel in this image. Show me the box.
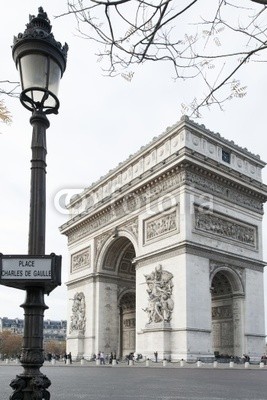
[19,54,61,110]
[48,58,61,98]
[19,54,48,90]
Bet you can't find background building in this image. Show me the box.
[0,317,67,341]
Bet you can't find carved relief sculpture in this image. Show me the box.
[143,264,174,324]
[144,210,178,243]
[71,248,91,273]
[212,305,233,319]
[195,208,256,247]
[67,170,183,244]
[69,292,86,334]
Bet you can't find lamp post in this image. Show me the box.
[8,8,68,400]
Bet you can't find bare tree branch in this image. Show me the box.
[59,0,267,115]
[0,81,19,125]
[0,100,12,124]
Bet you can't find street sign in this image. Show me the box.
[0,254,61,294]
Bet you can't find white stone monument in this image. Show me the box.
[60,116,267,362]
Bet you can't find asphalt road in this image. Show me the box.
[1,364,266,400]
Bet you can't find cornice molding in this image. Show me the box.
[66,116,265,210]
[66,272,135,288]
[61,161,266,242]
[61,117,266,236]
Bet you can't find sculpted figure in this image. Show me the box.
[69,292,86,334]
[143,264,174,324]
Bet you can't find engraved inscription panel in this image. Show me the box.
[212,303,234,354]
[122,311,135,356]
[213,323,221,348]
[221,321,233,347]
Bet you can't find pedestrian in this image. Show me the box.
[113,352,118,364]
[154,351,158,362]
[100,351,105,365]
[128,352,134,365]
[68,352,72,364]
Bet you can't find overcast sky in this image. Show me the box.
[0,1,267,328]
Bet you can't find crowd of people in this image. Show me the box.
[92,351,146,364]
[44,350,267,365]
[92,351,118,364]
[46,352,72,363]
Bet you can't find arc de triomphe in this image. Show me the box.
[60,116,267,361]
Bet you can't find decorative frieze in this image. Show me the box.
[186,170,263,213]
[66,117,264,220]
[67,169,183,244]
[212,305,233,319]
[66,164,264,245]
[71,247,91,273]
[144,209,179,244]
[123,318,136,328]
[195,208,257,248]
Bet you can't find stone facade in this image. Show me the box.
[60,116,267,361]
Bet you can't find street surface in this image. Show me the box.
[0,362,266,400]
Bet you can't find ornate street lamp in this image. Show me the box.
[8,7,68,400]
[13,7,68,115]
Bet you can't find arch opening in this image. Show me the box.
[101,236,136,359]
[211,271,235,357]
[119,292,136,358]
